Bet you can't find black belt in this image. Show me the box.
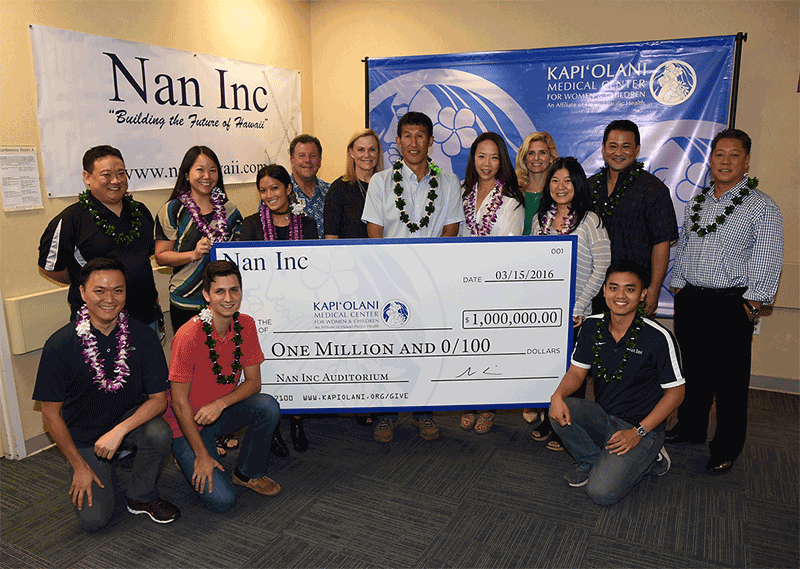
[684,283,747,297]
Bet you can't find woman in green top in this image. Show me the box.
[516,132,559,235]
[516,132,558,427]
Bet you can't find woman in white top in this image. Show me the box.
[459,132,525,238]
[459,132,525,433]
[530,156,611,449]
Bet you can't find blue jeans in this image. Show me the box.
[552,398,664,506]
[67,413,172,531]
[172,393,280,512]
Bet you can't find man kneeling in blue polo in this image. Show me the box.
[549,261,684,505]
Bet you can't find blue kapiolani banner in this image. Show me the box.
[368,35,736,316]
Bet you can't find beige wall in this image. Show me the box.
[310,0,799,381]
[1,0,798,454]
[0,0,314,453]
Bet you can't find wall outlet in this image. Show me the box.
[753,319,761,335]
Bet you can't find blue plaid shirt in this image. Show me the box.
[670,176,783,303]
[291,174,329,239]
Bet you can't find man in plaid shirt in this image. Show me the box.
[667,128,783,474]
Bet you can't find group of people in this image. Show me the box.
[34,111,783,530]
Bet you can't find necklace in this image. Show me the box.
[689,176,756,237]
[260,202,303,241]
[592,306,645,382]
[79,191,143,246]
[393,158,440,233]
[539,204,577,235]
[591,161,644,220]
[178,188,228,242]
[464,180,504,236]
[75,305,131,393]
[199,306,243,384]
[356,178,368,199]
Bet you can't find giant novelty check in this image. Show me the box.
[213,236,576,413]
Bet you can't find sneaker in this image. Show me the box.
[232,472,281,496]
[416,417,439,440]
[564,463,592,487]
[126,498,181,524]
[653,447,671,476]
[374,419,394,443]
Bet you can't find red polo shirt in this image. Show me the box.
[163,313,265,438]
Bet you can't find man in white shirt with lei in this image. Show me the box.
[362,110,464,442]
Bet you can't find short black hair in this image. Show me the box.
[397,111,434,139]
[78,257,126,287]
[604,260,650,289]
[603,120,641,147]
[203,260,242,292]
[289,134,322,157]
[82,145,124,174]
[712,128,751,155]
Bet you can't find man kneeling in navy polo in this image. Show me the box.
[549,261,685,505]
[34,258,179,530]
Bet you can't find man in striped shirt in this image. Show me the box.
[667,128,783,474]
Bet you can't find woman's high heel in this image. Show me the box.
[290,416,308,452]
[271,425,290,457]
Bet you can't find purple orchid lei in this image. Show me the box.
[464,179,504,236]
[75,305,131,393]
[178,187,228,242]
[538,204,577,235]
[260,201,304,241]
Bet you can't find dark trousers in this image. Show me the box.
[67,411,172,531]
[674,285,754,461]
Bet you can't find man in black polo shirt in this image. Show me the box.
[549,261,685,505]
[39,145,160,328]
[588,120,678,316]
[33,258,179,530]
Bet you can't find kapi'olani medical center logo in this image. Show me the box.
[650,60,697,106]
[382,300,409,328]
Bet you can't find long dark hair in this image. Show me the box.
[462,132,524,208]
[537,157,595,230]
[169,146,226,201]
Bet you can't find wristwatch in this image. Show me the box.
[744,299,760,317]
[635,424,648,437]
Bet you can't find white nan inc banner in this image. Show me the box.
[30,25,301,197]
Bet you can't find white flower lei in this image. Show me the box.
[464,180,504,236]
[75,305,131,393]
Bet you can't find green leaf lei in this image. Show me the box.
[200,306,244,384]
[79,190,143,246]
[393,158,440,233]
[591,305,646,382]
[591,161,644,220]
[689,177,757,237]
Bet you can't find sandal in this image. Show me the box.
[531,417,553,441]
[546,438,564,451]
[216,434,239,451]
[215,439,227,457]
[522,408,540,423]
[474,412,495,434]
[461,413,477,430]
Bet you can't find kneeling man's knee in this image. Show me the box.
[250,393,280,419]
[585,476,623,506]
[140,417,173,450]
